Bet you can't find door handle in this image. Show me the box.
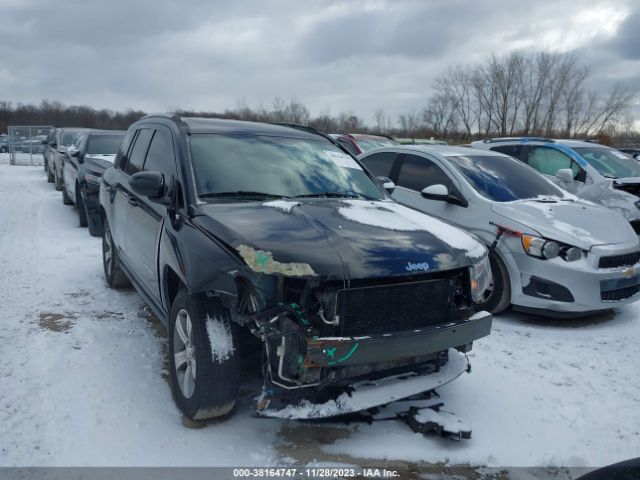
[127,195,138,207]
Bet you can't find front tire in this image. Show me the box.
[77,187,88,227]
[169,290,240,421]
[102,219,130,288]
[62,186,72,205]
[476,251,511,314]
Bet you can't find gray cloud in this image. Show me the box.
[0,0,637,126]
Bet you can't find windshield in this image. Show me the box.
[573,146,640,179]
[448,154,564,202]
[356,138,397,152]
[86,135,123,155]
[190,134,385,200]
[61,132,78,146]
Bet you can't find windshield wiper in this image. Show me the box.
[199,191,286,199]
[294,191,372,200]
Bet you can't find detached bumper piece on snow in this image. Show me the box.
[257,347,471,420]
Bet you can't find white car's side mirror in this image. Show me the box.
[421,184,449,197]
[556,169,574,183]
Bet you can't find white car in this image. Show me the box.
[359,145,640,317]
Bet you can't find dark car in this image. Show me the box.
[62,129,125,234]
[99,116,492,421]
[335,133,398,156]
[46,127,88,188]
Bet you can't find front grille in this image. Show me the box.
[601,284,640,301]
[337,277,456,336]
[598,251,640,269]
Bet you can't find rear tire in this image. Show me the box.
[102,219,130,288]
[476,251,511,314]
[169,289,240,421]
[77,187,88,227]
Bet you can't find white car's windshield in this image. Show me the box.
[573,146,640,179]
[448,154,564,202]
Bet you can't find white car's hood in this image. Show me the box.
[492,199,637,250]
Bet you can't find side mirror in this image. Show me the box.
[376,176,395,193]
[69,149,79,157]
[556,168,574,183]
[421,184,468,207]
[129,171,169,204]
[50,142,57,148]
[421,184,449,199]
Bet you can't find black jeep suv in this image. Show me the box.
[99,116,492,421]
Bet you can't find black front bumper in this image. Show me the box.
[303,310,492,368]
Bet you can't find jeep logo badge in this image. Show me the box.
[406,261,430,272]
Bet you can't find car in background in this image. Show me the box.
[334,133,398,156]
[0,135,8,153]
[616,147,640,160]
[99,115,492,421]
[359,146,640,317]
[471,137,640,234]
[62,129,124,234]
[396,138,448,146]
[46,127,88,188]
[42,130,56,172]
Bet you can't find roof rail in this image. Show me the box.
[482,137,556,144]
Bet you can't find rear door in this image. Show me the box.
[63,134,85,201]
[125,125,177,302]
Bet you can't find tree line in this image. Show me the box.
[1,51,637,142]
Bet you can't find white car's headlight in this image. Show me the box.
[470,255,492,303]
[521,234,582,262]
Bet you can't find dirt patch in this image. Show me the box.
[93,311,125,320]
[275,422,513,480]
[37,312,76,333]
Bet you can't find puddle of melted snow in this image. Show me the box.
[37,312,76,333]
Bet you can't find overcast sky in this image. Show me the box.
[0,0,638,126]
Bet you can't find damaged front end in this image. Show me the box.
[227,260,492,417]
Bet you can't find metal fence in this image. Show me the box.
[8,125,54,166]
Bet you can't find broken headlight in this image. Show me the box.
[469,255,492,303]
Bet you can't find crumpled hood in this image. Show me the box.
[492,199,637,249]
[195,199,486,280]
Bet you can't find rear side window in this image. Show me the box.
[490,145,523,159]
[143,128,176,178]
[124,129,153,176]
[360,152,397,178]
[396,154,452,192]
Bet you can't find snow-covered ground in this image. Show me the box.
[1,157,639,472]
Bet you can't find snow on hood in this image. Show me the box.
[492,199,637,250]
[86,154,116,163]
[338,200,486,259]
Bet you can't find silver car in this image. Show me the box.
[359,145,640,317]
[471,138,640,233]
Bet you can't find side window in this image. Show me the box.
[116,129,136,170]
[143,128,176,178]
[397,154,452,192]
[360,152,397,178]
[526,146,583,180]
[124,128,153,176]
[338,139,358,156]
[490,145,523,159]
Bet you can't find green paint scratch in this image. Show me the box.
[325,347,337,359]
[328,343,359,366]
[256,251,271,269]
